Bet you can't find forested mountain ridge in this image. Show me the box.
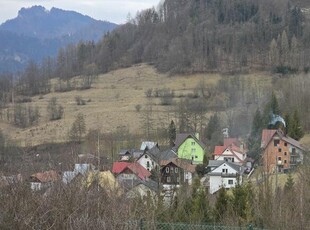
[76,0,310,75]
[0,6,118,73]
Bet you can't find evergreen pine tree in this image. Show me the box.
[284,173,294,192]
[291,110,304,140]
[270,91,280,115]
[251,109,263,136]
[247,108,263,161]
[213,187,229,222]
[168,120,176,146]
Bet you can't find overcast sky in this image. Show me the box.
[0,0,161,24]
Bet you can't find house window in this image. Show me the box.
[152,161,154,166]
[191,148,196,153]
[166,167,169,173]
[167,177,171,183]
[278,157,282,161]
[284,142,287,147]
[170,167,174,173]
[232,158,234,162]
[191,142,196,146]
[284,152,287,156]
[145,155,148,158]
[195,155,198,159]
[177,177,180,183]
[274,140,280,147]
[284,160,287,164]
[175,168,178,173]
[228,180,233,185]
[278,148,282,152]
[222,168,228,173]
[147,161,150,168]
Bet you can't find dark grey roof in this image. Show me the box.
[207,160,226,168]
[119,149,132,156]
[207,161,244,175]
[158,149,178,161]
[140,142,158,150]
[225,162,244,173]
[175,133,206,149]
[132,150,144,159]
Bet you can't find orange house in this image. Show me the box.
[261,129,306,173]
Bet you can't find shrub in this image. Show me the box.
[135,104,142,112]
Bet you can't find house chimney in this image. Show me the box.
[195,132,200,140]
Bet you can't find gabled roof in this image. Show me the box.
[112,162,131,174]
[261,129,277,148]
[140,141,158,151]
[175,133,206,149]
[119,149,132,156]
[112,162,151,180]
[261,129,306,151]
[127,163,152,180]
[62,171,80,184]
[160,158,196,173]
[207,161,244,175]
[30,170,60,183]
[120,178,159,193]
[214,138,245,156]
[208,160,226,168]
[74,164,95,175]
[214,146,226,156]
[158,149,178,161]
[132,150,144,159]
[282,135,307,151]
[137,145,160,162]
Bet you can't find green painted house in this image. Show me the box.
[174,133,206,164]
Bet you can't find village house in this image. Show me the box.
[261,129,306,173]
[207,160,244,194]
[112,162,152,182]
[121,179,159,202]
[160,158,196,188]
[30,170,60,191]
[174,133,206,164]
[62,163,95,185]
[136,145,161,171]
[86,171,122,196]
[213,138,247,165]
[0,174,23,189]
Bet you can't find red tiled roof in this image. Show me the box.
[127,163,151,180]
[112,162,151,180]
[214,146,225,155]
[112,162,131,174]
[261,129,278,148]
[31,170,59,183]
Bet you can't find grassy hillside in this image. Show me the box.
[0,63,276,147]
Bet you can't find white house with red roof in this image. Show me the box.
[213,138,247,165]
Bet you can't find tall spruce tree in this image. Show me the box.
[289,110,304,140]
[213,187,229,222]
[247,109,263,161]
[168,120,176,146]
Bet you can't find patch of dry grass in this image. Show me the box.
[0,64,271,146]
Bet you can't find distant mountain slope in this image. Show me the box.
[0,6,118,73]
